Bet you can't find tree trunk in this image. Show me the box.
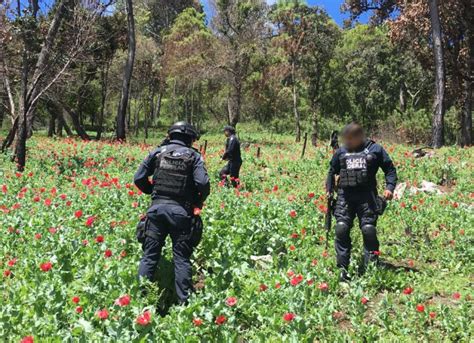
[292,61,301,142]
[1,54,16,123]
[153,91,162,124]
[460,77,472,146]
[57,110,73,136]
[460,5,473,147]
[12,0,70,170]
[428,0,446,148]
[228,82,242,127]
[311,109,317,147]
[97,62,109,140]
[47,112,56,137]
[57,100,90,140]
[116,0,136,141]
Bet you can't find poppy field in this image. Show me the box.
[0,133,473,342]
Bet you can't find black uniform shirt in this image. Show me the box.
[326,140,397,194]
[134,140,210,203]
[222,134,242,162]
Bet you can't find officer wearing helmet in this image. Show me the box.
[326,123,397,282]
[219,125,242,187]
[134,122,210,304]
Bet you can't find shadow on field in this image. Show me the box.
[154,258,178,316]
[379,260,420,273]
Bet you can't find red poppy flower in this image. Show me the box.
[74,210,83,219]
[136,311,152,326]
[287,270,295,277]
[59,194,67,200]
[361,297,368,305]
[452,292,461,300]
[373,250,381,256]
[225,296,237,307]
[283,312,296,322]
[3,269,11,277]
[193,317,203,326]
[96,308,109,320]
[115,294,131,307]
[290,275,303,286]
[34,233,42,240]
[33,196,40,203]
[308,192,315,198]
[104,249,112,258]
[318,282,329,292]
[403,287,414,295]
[215,315,226,325]
[290,232,299,239]
[289,245,296,251]
[44,199,52,206]
[429,311,436,319]
[20,336,34,343]
[416,304,425,312]
[40,262,53,272]
[76,306,83,314]
[72,296,80,304]
[259,284,268,291]
[49,227,57,234]
[289,210,297,218]
[7,258,17,267]
[85,216,96,227]
[275,282,281,289]
[193,207,202,216]
[95,235,104,243]
[1,185,7,194]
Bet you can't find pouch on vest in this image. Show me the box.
[339,153,369,188]
[153,149,195,200]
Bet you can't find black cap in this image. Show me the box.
[168,121,200,140]
[223,125,236,134]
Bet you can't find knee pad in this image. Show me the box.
[335,222,350,238]
[361,224,376,237]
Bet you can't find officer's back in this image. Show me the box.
[133,122,210,304]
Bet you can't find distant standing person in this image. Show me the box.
[326,123,397,282]
[219,125,242,187]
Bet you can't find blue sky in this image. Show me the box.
[201,0,370,26]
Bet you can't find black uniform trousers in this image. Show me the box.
[138,203,194,304]
[333,190,379,270]
[219,160,242,186]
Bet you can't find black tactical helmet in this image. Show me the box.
[168,121,200,140]
[223,125,236,134]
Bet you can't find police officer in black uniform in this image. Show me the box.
[219,126,242,187]
[134,122,210,304]
[326,123,397,281]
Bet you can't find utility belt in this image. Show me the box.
[136,198,202,247]
[152,198,193,214]
[135,214,203,247]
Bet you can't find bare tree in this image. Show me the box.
[116,0,136,140]
[428,0,446,148]
[1,0,113,170]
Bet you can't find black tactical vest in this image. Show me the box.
[152,146,196,203]
[338,147,374,189]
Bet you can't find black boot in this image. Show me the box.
[339,269,351,282]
